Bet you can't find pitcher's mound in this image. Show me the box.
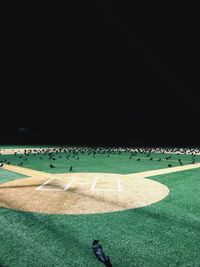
[0,173,169,214]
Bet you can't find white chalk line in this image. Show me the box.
[90,177,98,191]
[36,175,121,192]
[36,177,72,191]
[91,177,122,192]
[64,177,76,191]
[35,177,55,190]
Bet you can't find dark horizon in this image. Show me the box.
[1,3,200,147]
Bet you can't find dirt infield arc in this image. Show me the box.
[0,163,200,214]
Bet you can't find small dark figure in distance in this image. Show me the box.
[50,164,55,168]
[168,164,172,167]
[92,240,112,267]
[192,158,196,164]
[69,166,73,172]
[0,163,4,167]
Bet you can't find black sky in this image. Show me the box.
[1,3,200,145]
[0,1,15,8]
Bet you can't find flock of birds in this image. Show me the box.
[0,146,199,170]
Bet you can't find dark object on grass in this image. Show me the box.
[0,163,4,167]
[92,240,112,267]
[137,158,140,161]
[50,164,55,168]
[69,166,73,172]
[168,164,172,167]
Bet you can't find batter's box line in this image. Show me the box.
[35,177,55,191]
[64,177,76,191]
[35,177,76,191]
[90,177,122,192]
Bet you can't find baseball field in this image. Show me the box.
[0,146,200,267]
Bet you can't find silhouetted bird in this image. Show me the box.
[50,164,55,168]
[92,240,112,267]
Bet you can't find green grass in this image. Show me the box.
[0,149,200,266]
[0,150,199,175]
[0,169,27,183]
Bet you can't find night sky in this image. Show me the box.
[1,3,200,145]
[0,0,16,8]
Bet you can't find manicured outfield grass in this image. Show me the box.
[0,150,199,175]
[0,169,27,183]
[0,150,200,266]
